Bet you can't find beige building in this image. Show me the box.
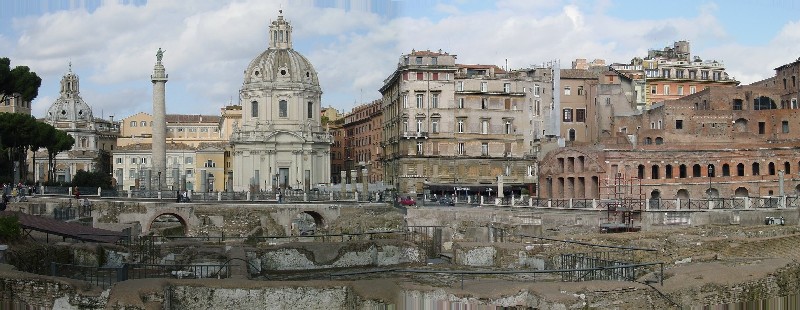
[380,49,541,197]
[0,93,32,115]
[117,112,230,147]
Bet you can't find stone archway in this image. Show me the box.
[735,187,749,197]
[649,190,661,209]
[706,188,719,198]
[148,212,188,236]
[292,211,325,236]
[676,189,690,199]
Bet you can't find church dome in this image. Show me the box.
[241,13,320,89]
[45,64,94,123]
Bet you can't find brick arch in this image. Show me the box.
[142,207,194,235]
[295,210,325,229]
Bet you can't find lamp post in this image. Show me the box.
[707,164,714,198]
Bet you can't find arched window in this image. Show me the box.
[651,165,660,179]
[655,137,664,145]
[665,165,673,178]
[752,162,760,175]
[279,100,288,117]
[568,129,576,141]
[251,101,258,117]
[644,137,652,145]
[768,162,776,175]
[679,164,687,178]
[737,163,745,176]
[692,164,701,177]
[722,164,730,176]
[785,162,791,174]
[637,164,645,179]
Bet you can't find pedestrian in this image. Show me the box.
[74,186,80,200]
[0,193,8,211]
[176,190,181,203]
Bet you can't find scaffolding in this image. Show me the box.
[599,172,644,233]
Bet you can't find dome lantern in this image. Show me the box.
[269,10,292,49]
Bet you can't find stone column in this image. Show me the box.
[151,48,168,190]
[361,167,369,197]
[340,171,347,195]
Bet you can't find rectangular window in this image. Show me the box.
[431,120,439,133]
[782,120,789,133]
[457,81,464,91]
[129,168,135,179]
[416,72,423,80]
[651,85,657,94]
[677,86,684,95]
[564,86,571,96]
[458,98,464,109]
[733,99,743,110]
[457,119,464,133]
[416,94,424,108]
[759,121,766,134]
[402,94,408,108]
[279,100,288,117]
[690,86,696,94]
[307,102,313,118]
[416,142,424,155]
[130,121,136,127]
[431,57,437,65]
[481,120,489,134]
[457,142,465,155]
[415,57,422,64]
[563,108,573,122]
[701,71,708,80]
[131,158,137,164]
[675,120,683,129]
[577,86,583,95]
[431,94,439,108]
[576,109,586,122]
[664,85,670,95]
[481,82,488,92]
[503,83,511,93]
[141,158,147,164]
[116,158,122,164]
[481,98,488,109]
[504,121,512,134]
[251,101,258,117]
[533,84,540,96]
[662,69,670,78]
[481,143,489,156]
[676,70,684,78]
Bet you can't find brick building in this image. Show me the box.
[540,58,800,199]
[342,100,383,184]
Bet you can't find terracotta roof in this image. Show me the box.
[115,142,195,151]
[560,69,600,79]
[165,114,221,123]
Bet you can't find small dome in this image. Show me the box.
[243,48,319,87]
[45,65,94,123]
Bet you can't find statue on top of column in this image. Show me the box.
[156,48,165,62]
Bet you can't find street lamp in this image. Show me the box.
[706,164,714,198]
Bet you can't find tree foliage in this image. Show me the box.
[72,169,113,189]
[0,57,42,103]
[0,113,74,182]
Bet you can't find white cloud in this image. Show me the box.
[8,0,800,119]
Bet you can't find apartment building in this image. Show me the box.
[380,49,540,196]
[342,100,383,183]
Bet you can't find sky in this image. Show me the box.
[1,0,800,120]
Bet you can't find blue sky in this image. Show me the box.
[1,0,799,120]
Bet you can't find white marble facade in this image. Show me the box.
[231,12,331,191]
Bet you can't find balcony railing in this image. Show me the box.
[402,131,429,139]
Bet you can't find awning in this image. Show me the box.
[425,183,530,193]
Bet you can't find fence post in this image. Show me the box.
[97,187,102,197]
[745,197,751,209]
[569,198,573,209]
[218,191,222,201]
[117,264,129,282]
[676,198,681,210]
[592,199,597,209]
[246,191,251,201]
[127,190,132,198]
[781,196,787,209]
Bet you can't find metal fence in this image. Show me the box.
[50,262,230,289]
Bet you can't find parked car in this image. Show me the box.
[399,196,416,206]
[438,197,455,206]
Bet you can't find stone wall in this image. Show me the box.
[452,242,546,269]
[250,240,423,272]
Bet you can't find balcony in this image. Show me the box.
[402,131,429,139]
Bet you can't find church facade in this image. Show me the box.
[230,12,331,192]
[35,65,118,182]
